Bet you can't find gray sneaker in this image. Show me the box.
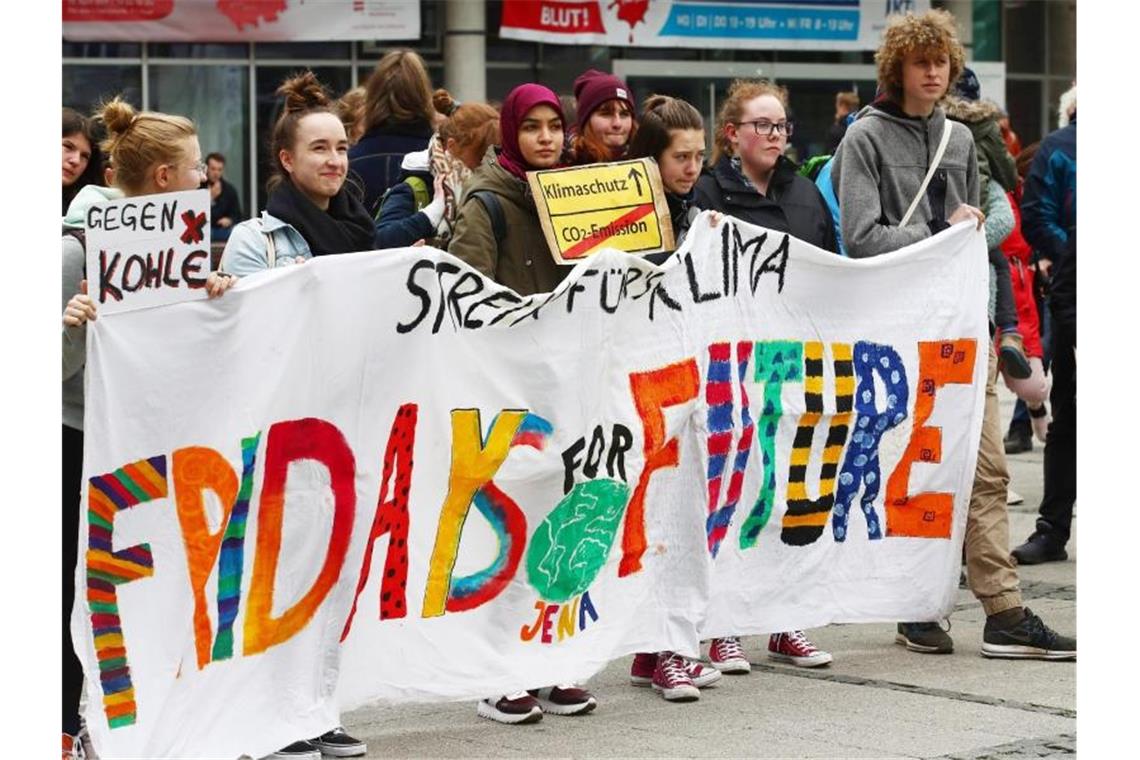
[982,608,1075,660]
[895,621,954,654]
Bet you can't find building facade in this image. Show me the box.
[63,0,1075,217]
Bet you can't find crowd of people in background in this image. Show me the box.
[61,7,1076,760]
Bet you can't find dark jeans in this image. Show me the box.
[63,424,84,735]
[1036,321,1076,544]
[989,246,1018,330]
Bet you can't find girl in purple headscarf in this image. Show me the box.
[447,83,571,297]
[448,84,599,724]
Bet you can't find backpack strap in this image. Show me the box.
[405,176,430,210]
[255,217,277,268]
[468,190,507,247]
[900,122,954,228]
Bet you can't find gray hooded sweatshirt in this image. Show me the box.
[831,101,979,259]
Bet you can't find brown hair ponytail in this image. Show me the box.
[96,96,196,195]
[268,70,338,193]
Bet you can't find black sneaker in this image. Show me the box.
[895,622,953,653]
[265,740,321,760]
[1003,425,1032,454]
[982,607,1075,660]
[1011,532,1068,565]
[311,727,367,757]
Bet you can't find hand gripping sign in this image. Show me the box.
[84,189,213,316]
[528,158,675,264]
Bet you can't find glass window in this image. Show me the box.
[1047,1,1076,77]
[777,78,875,161]
[256,42,353,60]
[149,66,251,221]
[483,0,541,62]
[253,66,354,211]
[62,41,141,58]
[1003,1,1045,75]
[1005,78,1042,145]
[488,67,539,103]
[149,43,248,59]
[63,65,142,116]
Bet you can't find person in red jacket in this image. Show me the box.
[999,143,1051,453]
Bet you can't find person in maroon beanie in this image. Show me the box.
[568,68,638,165]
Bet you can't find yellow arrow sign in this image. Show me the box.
[528,158,675,264]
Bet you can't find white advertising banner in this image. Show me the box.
[63,0,420,42]
[500,0,931,51]
[74,215,987,758]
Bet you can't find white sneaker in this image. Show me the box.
[1007,488,1024,506]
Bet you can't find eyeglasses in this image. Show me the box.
[736,119,795,137]
[187,161,207,175]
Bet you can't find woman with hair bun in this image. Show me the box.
[62,107,103,215]
[221,70,376,279]
[61,96,233,759]
[695,78,837,677]
[374,100,499,250]
[222,71,376,760]
[627,94,707,259]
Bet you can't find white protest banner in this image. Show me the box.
[84,189,213,316]
[528,158,675,263]
[63,0,420,42]
[500,0,930,51]
[75,215,987,758]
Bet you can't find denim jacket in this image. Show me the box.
[220,211,313,277]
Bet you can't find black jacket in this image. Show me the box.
[210,178,244,226]
[695,155,837,253]
[348,120,434,214]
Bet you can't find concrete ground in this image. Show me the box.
[341,386,1076,758]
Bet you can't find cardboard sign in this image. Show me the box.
[528,158,675,263]
[85,189,212,316]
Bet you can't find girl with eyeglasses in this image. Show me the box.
[695,79,837,254]
[61,97,233,759]
[692,79,838,676]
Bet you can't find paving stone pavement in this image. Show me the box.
[339,385,1076,758]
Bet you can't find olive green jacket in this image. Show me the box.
[447,154,567,297]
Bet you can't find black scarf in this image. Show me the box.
[265,180,375,256]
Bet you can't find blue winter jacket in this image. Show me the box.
[1020,117,1075,265]
[374,173,436,250]
[348,120,434,214]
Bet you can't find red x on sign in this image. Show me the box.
[180,210,207,244]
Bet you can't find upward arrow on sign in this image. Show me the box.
[627,166,644,197]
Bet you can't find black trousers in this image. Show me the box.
[1036,321,1076,543]
[63,424,84,735]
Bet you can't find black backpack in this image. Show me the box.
[467,190,507,247]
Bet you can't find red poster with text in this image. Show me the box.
[500,0,606,35]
